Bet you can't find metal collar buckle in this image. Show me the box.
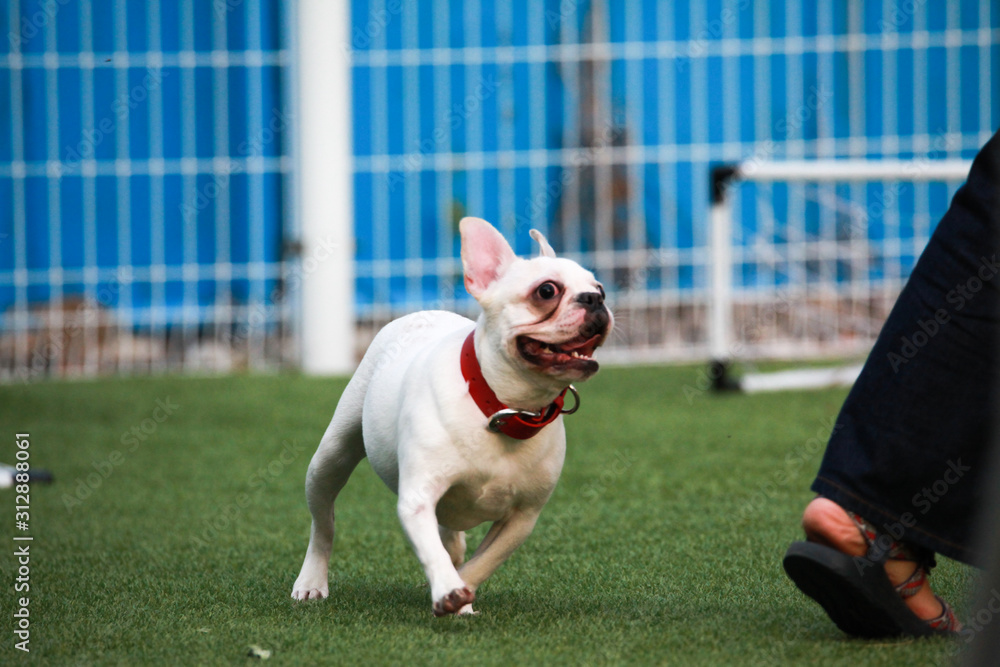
[487,408,539,433]
[486,385,580,433]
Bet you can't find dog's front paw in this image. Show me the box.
[432,586,475,617]
[291,585,328,601]
[291,574,329,601]
[292,556,330,601]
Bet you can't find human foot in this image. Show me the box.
[801,497,950,622]
[782,497,959,637]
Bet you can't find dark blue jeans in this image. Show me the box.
[812,129,1000,566]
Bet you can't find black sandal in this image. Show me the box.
[783,510,959,638]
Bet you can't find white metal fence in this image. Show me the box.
[0,0,295,381]
[1,1,998,381]
[348,0,999,365]
[708,158,973,363]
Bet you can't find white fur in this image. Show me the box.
[291,218,611,615]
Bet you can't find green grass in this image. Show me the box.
[0,365,976,665]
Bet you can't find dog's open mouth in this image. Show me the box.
[516,333,603,373]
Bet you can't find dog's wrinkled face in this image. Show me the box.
[487,257,611,380]
[460,217,613,382]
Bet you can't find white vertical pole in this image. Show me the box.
[298,0,355,375]
[708,194,732,361]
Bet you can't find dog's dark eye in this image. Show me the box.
[597,284,605,299]
[535,281,559,300]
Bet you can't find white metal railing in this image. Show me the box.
[708,159,973,364]
[0,0,296,382]
[3,1,997,381]
[345,1,996,369]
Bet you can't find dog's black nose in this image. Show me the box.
[576,291,604,310]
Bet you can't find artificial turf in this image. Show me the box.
[0,364,978,665]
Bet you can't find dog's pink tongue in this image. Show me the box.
[560,334,601,353]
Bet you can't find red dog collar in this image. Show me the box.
[460,330,577,439]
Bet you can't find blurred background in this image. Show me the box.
[1,0,998,381]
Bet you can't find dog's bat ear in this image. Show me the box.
[460,217,516,298]
[529,229,556,258]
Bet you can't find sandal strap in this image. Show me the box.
[892,562,927,599]
[846,511,934,566]
[845,510,939,601]
[815,503,960,634]
[927,596,961,633]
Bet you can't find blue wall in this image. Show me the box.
[0,0,288,325]
[1,1,998,324]
[348,0,1000,312]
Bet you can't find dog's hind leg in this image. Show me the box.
[439,525,467,568]
[458,509,541,593]
[291,373,369,601]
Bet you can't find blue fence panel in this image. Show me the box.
[348,0,998,358]
[0,0,293,378]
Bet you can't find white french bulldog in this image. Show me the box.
[291,217,612,615]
